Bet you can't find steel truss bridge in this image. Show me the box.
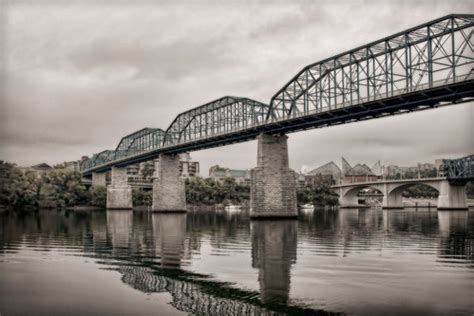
[81,14,474,175]
[442,154,474,184]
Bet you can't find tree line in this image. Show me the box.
[6,160,467,211]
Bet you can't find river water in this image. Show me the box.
[1,207,473,315]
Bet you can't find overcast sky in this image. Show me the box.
[1,0,473,175]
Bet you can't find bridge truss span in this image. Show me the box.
[268,14,474,121]
[163,96,269,146]
[115,128,166,160]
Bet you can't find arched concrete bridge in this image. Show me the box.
[333,177,469,210]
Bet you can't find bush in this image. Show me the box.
[185,177,250,205]
[297,184,339,206]
[90,187,107,207]
[133,188,152,206]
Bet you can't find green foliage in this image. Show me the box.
[90,187,107,207]
[133,188,152,206]
[46,169,89,207]
[297,184,339,206]
[185,177,250,205]
[466,181,474,199]
[0,161,45,208]
[402,184,439,198]
[140,162,155,180]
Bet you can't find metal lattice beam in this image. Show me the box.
[442,154,474,184]
[163,96,269,146]
[267,14,473,121]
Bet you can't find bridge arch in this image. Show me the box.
[383,181,440,209]
[339,184,384,208]
[163,96,269,146]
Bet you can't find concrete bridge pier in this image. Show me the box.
[437,180,468,210]
[106,167,133,209]
[92,172,106,187]
[381,183,404,209]
[152,154,187,212]
[250,133,297,218]
[337,187,362,208]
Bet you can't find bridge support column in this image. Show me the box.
[106,167,132,210]
[338,187,361,208]
[250,134,297,218]
[152,154,186,212]
[92,172,106,187]
[382,183,404,209]
[437,180,468,210]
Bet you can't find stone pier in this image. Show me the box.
[152,154,187,212]
[92,172,106,187]
[251,220,297,303]
[250,133,297,218]
[106,167,133,209]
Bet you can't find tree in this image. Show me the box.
[297,183,339,207]
[90,187,106,207]
[140,161,155,180]
[132,188,152,206]
[46,169,88,207]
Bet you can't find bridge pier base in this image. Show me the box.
[152,154,187,212]
[381,183,404,209]
[107,167,133,209]
[92,172,106,188]
[338,187,363,208]
[437,180,468,210]
[250,134,297,218]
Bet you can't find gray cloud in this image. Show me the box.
[1,0,473,173]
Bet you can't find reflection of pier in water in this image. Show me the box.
[251,220,297,304]
[106,211,133,255]
[100,213,337,315]
[437,211,473,263]
[152,213,187,267]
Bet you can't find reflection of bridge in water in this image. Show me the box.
[2,207,473,314]
[102,211,338,315]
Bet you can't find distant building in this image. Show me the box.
[127,164,140,176]
[384,162,436,179]
[209,165,251,185]
[305,158,382,184]
[63,161,81,172]
[179,153,200,178]
[22,163,53,176]
[342,158,379,183]
[128,154,200,181]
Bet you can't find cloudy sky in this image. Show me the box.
[1,0,473,174]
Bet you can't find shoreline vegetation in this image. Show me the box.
[1,161,473,212]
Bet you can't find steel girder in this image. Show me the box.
[267,14,474,121]
[163,96,269,145]
[442,154,474,184]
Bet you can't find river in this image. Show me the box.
[1,207,473,315]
